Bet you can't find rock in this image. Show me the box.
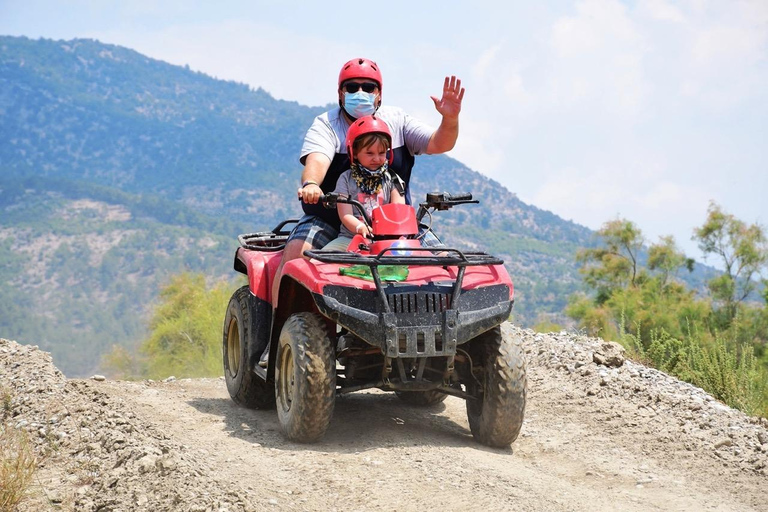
[714,439,733,449]
[48,489,66,503]
[757,432,768,445]
[158,456,179,473]
[91,375,106,382]
[592,342,625,368]
[138,454,159,473]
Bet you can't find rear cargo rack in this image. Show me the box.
[238,219,299,252]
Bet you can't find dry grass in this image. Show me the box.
[0,387,38,512]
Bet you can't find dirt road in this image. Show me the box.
[3,325,767,511]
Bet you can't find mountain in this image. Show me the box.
[0,36,709,377]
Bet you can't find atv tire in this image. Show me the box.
[395,390,448,406]
[275,312,336,443]
[223,286,275,409]
[466,326,526,448]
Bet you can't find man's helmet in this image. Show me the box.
[338,58,383,91]
[345,115,393,165]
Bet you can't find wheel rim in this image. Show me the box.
[226,317,240,376]
[277,343,295,413]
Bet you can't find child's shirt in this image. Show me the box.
[333,170,397,238]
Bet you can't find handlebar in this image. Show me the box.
[305,191,477,232]
[421,191,479,211]
[320,193,373,228]
[444,192,473,201]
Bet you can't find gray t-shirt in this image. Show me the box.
[300,106,434,165]
[333,170,397,239]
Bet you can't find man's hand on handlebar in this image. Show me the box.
[298,183,323,204]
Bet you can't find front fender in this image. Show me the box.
[233,247,282,303]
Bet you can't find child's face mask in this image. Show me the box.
[359,161,387,175]
[343,91,377,118]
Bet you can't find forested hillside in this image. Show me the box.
[0,35,711,377]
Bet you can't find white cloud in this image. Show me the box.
[531,162,712,257]
[545,0,651,117]
[450,117,507,177]
[89,20,346,107]
[673,2,768,109]
[472,43,503,81]
[638,0,686,23]
[551,0,641,57]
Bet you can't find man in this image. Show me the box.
[279,57,465,275]
[261,58,464,367]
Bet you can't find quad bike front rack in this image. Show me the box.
[305,246,503,312]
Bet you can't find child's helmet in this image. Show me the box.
[338,58,383,92]
[345,115,393,165]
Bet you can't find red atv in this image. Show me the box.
[222,192,526,447]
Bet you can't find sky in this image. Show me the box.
[1,0,766,263]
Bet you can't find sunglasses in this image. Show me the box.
[343,82,379,94]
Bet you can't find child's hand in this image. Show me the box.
[355,223,371,238]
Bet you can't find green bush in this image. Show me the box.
[572,215,768,418]
[619,318,767,417]
[104,273,236,380]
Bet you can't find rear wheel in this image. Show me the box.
[466,326,526,448]
[223,286,275,409]
[275,313,336,443]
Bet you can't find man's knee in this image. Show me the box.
[283,239,311,261]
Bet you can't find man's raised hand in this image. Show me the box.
[431,76,464,120]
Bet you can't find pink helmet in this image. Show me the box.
[338,58,382,91]
[345,115,393,165]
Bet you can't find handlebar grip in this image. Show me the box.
[445,192,472,201]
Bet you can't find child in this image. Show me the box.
[322,115,405,252]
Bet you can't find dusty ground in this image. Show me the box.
[2,324,767,511]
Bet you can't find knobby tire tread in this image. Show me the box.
[223,286,275,410]
[467,326,527,447]
[277,312,336,443]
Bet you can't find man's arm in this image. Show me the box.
[298,152,332,204]
[426,76,465,155]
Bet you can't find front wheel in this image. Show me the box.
[223,286,275,409]
[466,326,527,448]
[275,313,336,443]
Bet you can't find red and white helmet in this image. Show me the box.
[345,115,393,165]
[338,58,382,91]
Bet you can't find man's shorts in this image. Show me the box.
[286,215,339,250]
[418,224,443,248]
[286,214,444,250]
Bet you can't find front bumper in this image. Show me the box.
[313,283,512,357]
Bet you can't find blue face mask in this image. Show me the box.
[343,91,377,118]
